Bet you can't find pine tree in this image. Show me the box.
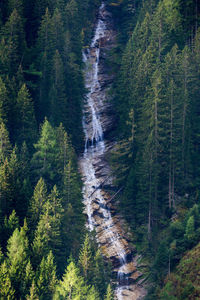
[32,186,63,268]
[184,216,195,241]
[21,260,35,298]
[49,50,68,128]
[3,210,19,246]
[0,122,11,164]
[1,9,26,75]
[0,77,9,124]
[16,84,37,148]
[93,249,109,296]
[0,158,14,217]
[87,286,100,300]
[28,178,48,234]
[7,225,29,298]
[78,234,92,281]
[51,8,64,54]
[0,261,15,299]
[26,281,39,300]
[37,8,54,120]
[56,124,74,177]
[7,0,24,17]
[37,251,58,299]
[53,261,88,300]
[104,284,114,300]
[32,118,57,184]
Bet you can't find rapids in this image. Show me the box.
[79,3,146,299]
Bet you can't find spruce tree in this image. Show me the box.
[0,122,11,163]
[0,77,9,124]
[32,185,63,268]
[32,118,57,184]
[28,178,48,233]
[1,9,26,75]
[26,281,39,300]
[0,261,15,299]
[7,225,29,298]
[37,251,57,299]
[53,261,88,300]
[49,50,68,128]
[104,284,114,300]
[16,84,37,148]
[78,234,92,281]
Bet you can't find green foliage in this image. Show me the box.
[28,178,47,233]
[0,77,9,124]
[53,260,88,299]
[0,261,15,299]
[32,118,57,183]
[0,1,111,299]
[32,185,63,268]
[16,84,37,148]
[0,9,26,75]
[184,216,195,241]
[161,243,200,299]
[0,122,11,163]
[36,251,57,299]
[78,233,92,279]
[110,0,200,297]
[104,284,114,300]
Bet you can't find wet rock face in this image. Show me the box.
[79,3,146,300]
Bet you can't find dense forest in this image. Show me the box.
[106,0,200,298]
[0,0,200,299]
[0,0,113,299]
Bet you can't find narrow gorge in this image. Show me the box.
[79,3,146,299]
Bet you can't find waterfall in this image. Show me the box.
[80,3,146,299]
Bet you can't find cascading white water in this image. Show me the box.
[80,3,145,300]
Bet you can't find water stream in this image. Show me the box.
[80,3,146,299]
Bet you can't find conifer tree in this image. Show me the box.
[184,216,195,241]
[87,286,100,300]
[0,77,9,124]
[3,210,19,246]
[7,0,24,17]
[56,124,74,176]
[0,158,14,217]
[53,261,88,299]
[32,185,63,268]
[1,9,26,75]
[32,118,57,183]
[21,260,35,298]
[78,234,93,281]
[93,248,109,296]
[37,251,58,299]
[0,122,11,164]
[51,8,64,54]
[16,84,37,148]
[0,261,15,299]
[28,178,48,233]
[49,50,68,128]
[7,225,30,297]
[26,281,39,300]
[104,284,114,300]
[37,8,54,119]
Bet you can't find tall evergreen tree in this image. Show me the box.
[49,50,68,128]
[0,9,26,75]
[0,122,11,164]
[16,84,37,148]
[37,251,57,299]
[28,178,48,234]
[32,118,57,184]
